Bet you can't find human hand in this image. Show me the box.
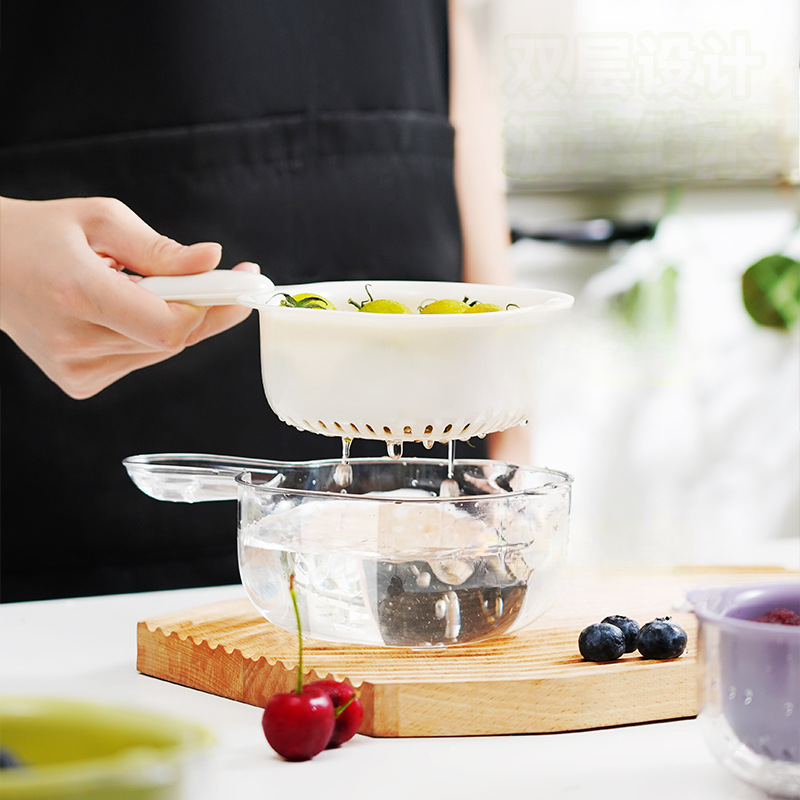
[0,196,259,398]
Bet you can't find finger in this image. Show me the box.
[78,295,250,356]
[52,319,179,358]
[80,197,222,277]
[110,260,263,346]
[57,347,192,399]
[180,261,259,343]
[184,304,253,346]
[82,257,210,349]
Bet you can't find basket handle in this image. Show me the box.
[137,270,274,306]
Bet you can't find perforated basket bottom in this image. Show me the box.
[278,412,529,442]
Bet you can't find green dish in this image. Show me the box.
[0,697,213,800]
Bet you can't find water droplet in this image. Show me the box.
[744,689,753,705]
[439,478,459,498]
[521,418,529,427]
[447,440,456,479]
[785,702,794,717]
[443,591,462,640]
[341,437,352,462]
[728,686,737,701]
[423,440,435,450]
[334,461,353,488]
[430,557,474,584]
[386,441,403,460]
[415,571,431,589]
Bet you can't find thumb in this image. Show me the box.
[84,197,222,277]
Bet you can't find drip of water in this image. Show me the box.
[334,462,352,488]
[422,440,435,450]
[386,441,403,460]
[334,437,353,488]
[439,478,459,498]
[439,440,459,497]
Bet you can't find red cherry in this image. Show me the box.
[262,686,335,761]
[261,573,342,762]
[306,679,364,748]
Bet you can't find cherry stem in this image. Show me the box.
[288,573,304,695]
[334,693,356,718]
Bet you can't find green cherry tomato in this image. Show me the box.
[353,298,413,314]
[278,292,336,310]
[419,298,470,314]
[348,285,413,313]
[465,302,502,313]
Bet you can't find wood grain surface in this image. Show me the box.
[137,567,798,737]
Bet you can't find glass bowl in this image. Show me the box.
[690,582,800,798]
[0,697,213,800]
[237,458,572,648]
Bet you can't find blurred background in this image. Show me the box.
[465,0,799,570]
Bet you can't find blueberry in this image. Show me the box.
[578,622,626,662]
[636,617,687,659]
[601,615,640,653]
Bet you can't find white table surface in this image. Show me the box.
[0,585,771,800]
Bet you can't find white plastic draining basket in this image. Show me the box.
[240,280,573,443]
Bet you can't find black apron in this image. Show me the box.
[0,0,485,602]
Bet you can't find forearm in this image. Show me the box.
[449,0,513,287]
[449,2,529,464]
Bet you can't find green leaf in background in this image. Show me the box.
[612,265,678,333]
[741,254,800,330]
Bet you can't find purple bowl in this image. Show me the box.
[690,582,800,797]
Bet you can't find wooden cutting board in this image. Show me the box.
[137,567,797,737]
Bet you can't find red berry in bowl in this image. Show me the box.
[757,607,800,625]
[306,679,364,748]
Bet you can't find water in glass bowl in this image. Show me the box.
[237,461,570,648]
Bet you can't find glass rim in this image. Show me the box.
[234,456,573,502]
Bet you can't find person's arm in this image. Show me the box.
[0,196,258,399]
[449,0,512,287]
[449,0,531,465]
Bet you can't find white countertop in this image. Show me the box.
[0,585,771,799]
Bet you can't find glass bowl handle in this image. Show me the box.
[122,453,284,502]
